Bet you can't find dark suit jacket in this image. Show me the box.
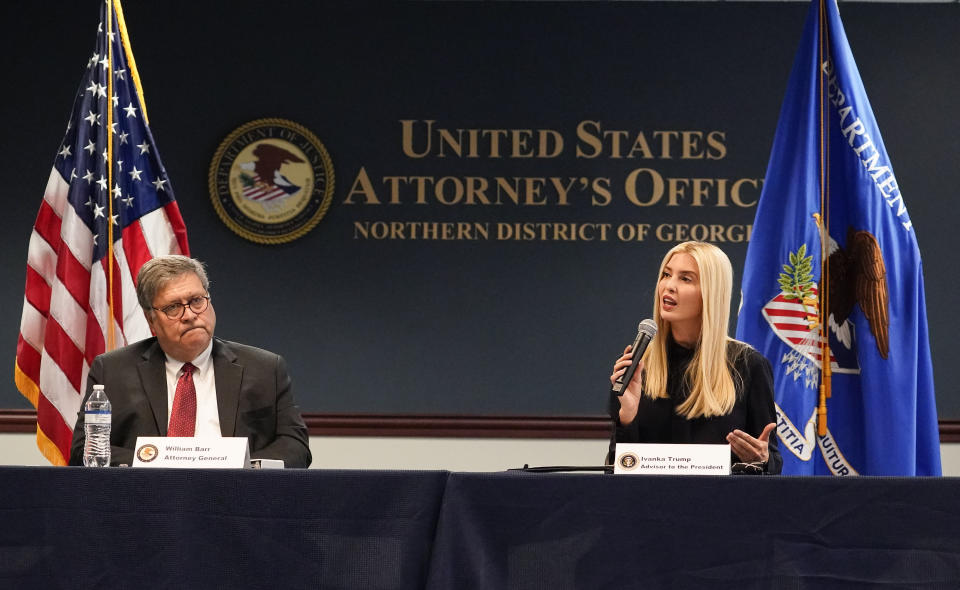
[69,337,312,468]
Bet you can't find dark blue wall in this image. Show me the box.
[3,1,958,417]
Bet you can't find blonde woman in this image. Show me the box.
[608,241,782,474]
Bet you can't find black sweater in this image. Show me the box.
[608,339,783,474]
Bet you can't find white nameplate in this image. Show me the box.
[132,437,250,469]
[614,443,731,475]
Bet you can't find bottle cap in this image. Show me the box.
[93,384,105,391]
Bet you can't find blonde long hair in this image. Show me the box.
[642,241,739,418]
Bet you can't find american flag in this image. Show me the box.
[14,0,189,465]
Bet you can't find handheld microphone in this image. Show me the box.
[612,319,657,396]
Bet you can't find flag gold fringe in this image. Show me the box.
[15,360,69,466]
[37,426,68,466]
[14,360,40,408]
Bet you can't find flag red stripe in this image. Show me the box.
[24,266,52,317]
[16,334,42,385]
[36,392,75,463]
[33,200,63,253]
[121,221,152,283]
[42,319,85,393]
[56,246,92,311]
[163,202,190,256]
[764,308,810,319]
[84,306,106,366]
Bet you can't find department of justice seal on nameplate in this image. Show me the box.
[136,443,159,463]
[209,118,334,244]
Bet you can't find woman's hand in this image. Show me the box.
[726,422,776,463]
[610,345,644,425]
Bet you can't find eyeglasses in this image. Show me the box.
[153,295,210,319]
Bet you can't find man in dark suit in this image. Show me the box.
[69,256,312,468]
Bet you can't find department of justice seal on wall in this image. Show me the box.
[208,118,335,244]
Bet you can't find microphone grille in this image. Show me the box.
[638,318,658,336]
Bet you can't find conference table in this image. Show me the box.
[2,467,958,589]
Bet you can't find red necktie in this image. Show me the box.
[168,362,197,436]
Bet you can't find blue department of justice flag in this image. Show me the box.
[736,0,940,475]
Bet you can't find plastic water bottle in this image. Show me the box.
[83,384,111,467]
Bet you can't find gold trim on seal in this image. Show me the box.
[208,118,335,244]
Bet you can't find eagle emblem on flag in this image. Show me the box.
[827,228,889,359]
[761,228,889,390]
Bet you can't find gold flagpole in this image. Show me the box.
[817,0,832,437]
[106,0,116,351]
[113,0,149,124]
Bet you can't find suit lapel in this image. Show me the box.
[137,340,169,436]
[213,339,243,436]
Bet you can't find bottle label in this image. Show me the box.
[85,412,111,425]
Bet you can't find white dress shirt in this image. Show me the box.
[164,339,220,437]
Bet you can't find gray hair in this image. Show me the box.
[136,255,210,312]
